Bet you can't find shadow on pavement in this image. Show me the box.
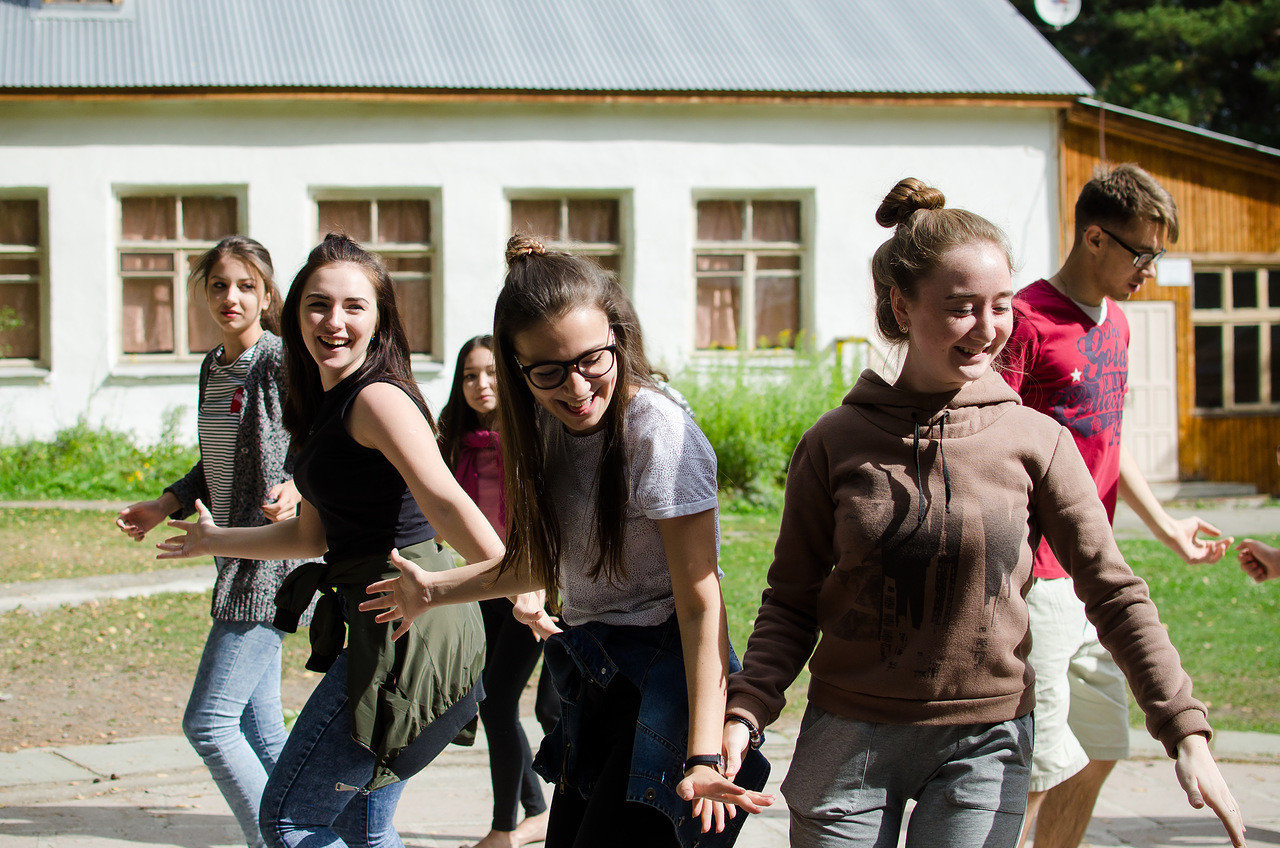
[1089,816,1280,846]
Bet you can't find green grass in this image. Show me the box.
[1122,534,1280,735]
[0,508,209,584]
[0,590,311,677]
[674,353,852,508]
[0,417,199,501]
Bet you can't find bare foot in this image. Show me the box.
[464,813,548,848]
[512,810,549,846]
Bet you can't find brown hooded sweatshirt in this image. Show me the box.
[727,368,1209,758]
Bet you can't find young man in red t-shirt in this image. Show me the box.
[1002,163,1233,848]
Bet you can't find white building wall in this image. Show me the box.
[0,98,1060,442]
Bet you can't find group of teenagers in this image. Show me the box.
[114,163,1252,848]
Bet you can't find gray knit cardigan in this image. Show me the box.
[165,332,308,624]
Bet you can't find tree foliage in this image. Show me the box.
[1012,0,1280,148]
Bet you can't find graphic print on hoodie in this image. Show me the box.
[729,367,1208,752]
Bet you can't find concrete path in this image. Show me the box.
[2,723,1279,848]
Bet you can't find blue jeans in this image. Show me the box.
[259,652,481,848]
[183,621,288,848]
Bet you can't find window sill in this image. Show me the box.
[0,363,51,384]
[410,357,445,380]
[1194,406,1280,419]
[107,358,203,384]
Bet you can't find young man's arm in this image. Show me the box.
[1117,445,1232,564]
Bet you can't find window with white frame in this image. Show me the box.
[694,199,802,350]
[1192,264,1280,410]
[509,197,623,277]
[0,198,43,362]
[317,198,434,356]
[119,194,238,356]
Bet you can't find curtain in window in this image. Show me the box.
[182,197,236,242]
[122,198,177,241]
[0,200,39,246]
[0,282,38,358]
[696,279,739,349]
[378,200,431,244]
[697,201,744,241]
[567,200,618,243]
[122,279,174,353]
[752,201,800,242]
[755,277,799,348]
[318,201,372,242]
[510,200,560,240]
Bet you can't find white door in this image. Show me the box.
[1122,300,1179,482]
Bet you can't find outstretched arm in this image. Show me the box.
[1175,734,1246,847]
[157,497,327,561]
[117,491,182,541]
[663,510,774,832]
[1118,445,1232,564]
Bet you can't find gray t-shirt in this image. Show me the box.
[542,387,720,627]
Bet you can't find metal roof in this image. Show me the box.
[1,0,1092,97]
[1079,98,1280,161]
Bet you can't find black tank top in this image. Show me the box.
[293,372,434,562]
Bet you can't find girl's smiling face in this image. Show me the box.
[298,262,379,390]
[461,345,499,421]
[892,240,1013,395]
[205,256,267,338]
[512,306,617,435]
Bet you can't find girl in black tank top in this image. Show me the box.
[158,235,520,848]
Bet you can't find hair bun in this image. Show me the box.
[505,234,546,265]
[875,178,947,228]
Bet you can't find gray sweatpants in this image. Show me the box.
[781,706,1033,848]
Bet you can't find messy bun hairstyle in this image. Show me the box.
[871,178,1013,343]
[493,233,657,596]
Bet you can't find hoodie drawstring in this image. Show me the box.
[912,411,952,526]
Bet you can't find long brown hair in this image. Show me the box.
[437,334,495,472]
[188,235,283,335]
[280,233,431,441]
[494,234,656,595]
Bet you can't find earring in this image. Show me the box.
[899,323,909,333]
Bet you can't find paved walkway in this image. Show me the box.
[3,499,1280,846]
[2,723,1279,847]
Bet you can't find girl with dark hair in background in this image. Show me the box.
[438,333,559,848]
[157,234,509,848]
[362,235,772,848]
[117,235,301,848]
[720,179,1245,848]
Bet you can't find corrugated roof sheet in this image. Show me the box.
[1,0,1092,96]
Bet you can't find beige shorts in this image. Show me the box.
[1026,577,1130,793]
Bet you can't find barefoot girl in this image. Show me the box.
[158,233,507,848]
[362,235,773,848]
[438,334,557,848]
[722,179,1246,848]
[117,235,300,848]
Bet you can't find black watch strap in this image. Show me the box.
[683,753,725,773]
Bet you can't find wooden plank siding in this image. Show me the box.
[1060,104,1280,495]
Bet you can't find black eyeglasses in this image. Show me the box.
[515,344,617,390]
[1098,226,1165,270]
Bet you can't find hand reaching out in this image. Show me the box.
[116,498,169,541]
[1175,733,1246,847]
[261,480,301,523]
[1237,539,1280,583]
[676,764,773,834]
[155,499,216,559]
[1166,516,1232,565]
[361,548,439,640]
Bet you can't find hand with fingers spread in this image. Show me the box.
[261,480,301,523]
[361,547,440,641]
[1167,515,1233,565]
[1237,539,1280,583]
[156,498,217,559]
[1175,733,1247,847]
[510,590,562,641]
[676,764,774,834]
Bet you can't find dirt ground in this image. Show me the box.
[1,666,320,752]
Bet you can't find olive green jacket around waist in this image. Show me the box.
[274,540,485,791]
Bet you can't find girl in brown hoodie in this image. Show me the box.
[721,179,1245,848]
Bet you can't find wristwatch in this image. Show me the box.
[724,714,765,749]
[683,753,726,774]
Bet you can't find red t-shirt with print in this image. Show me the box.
[1001,279,1130,579]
